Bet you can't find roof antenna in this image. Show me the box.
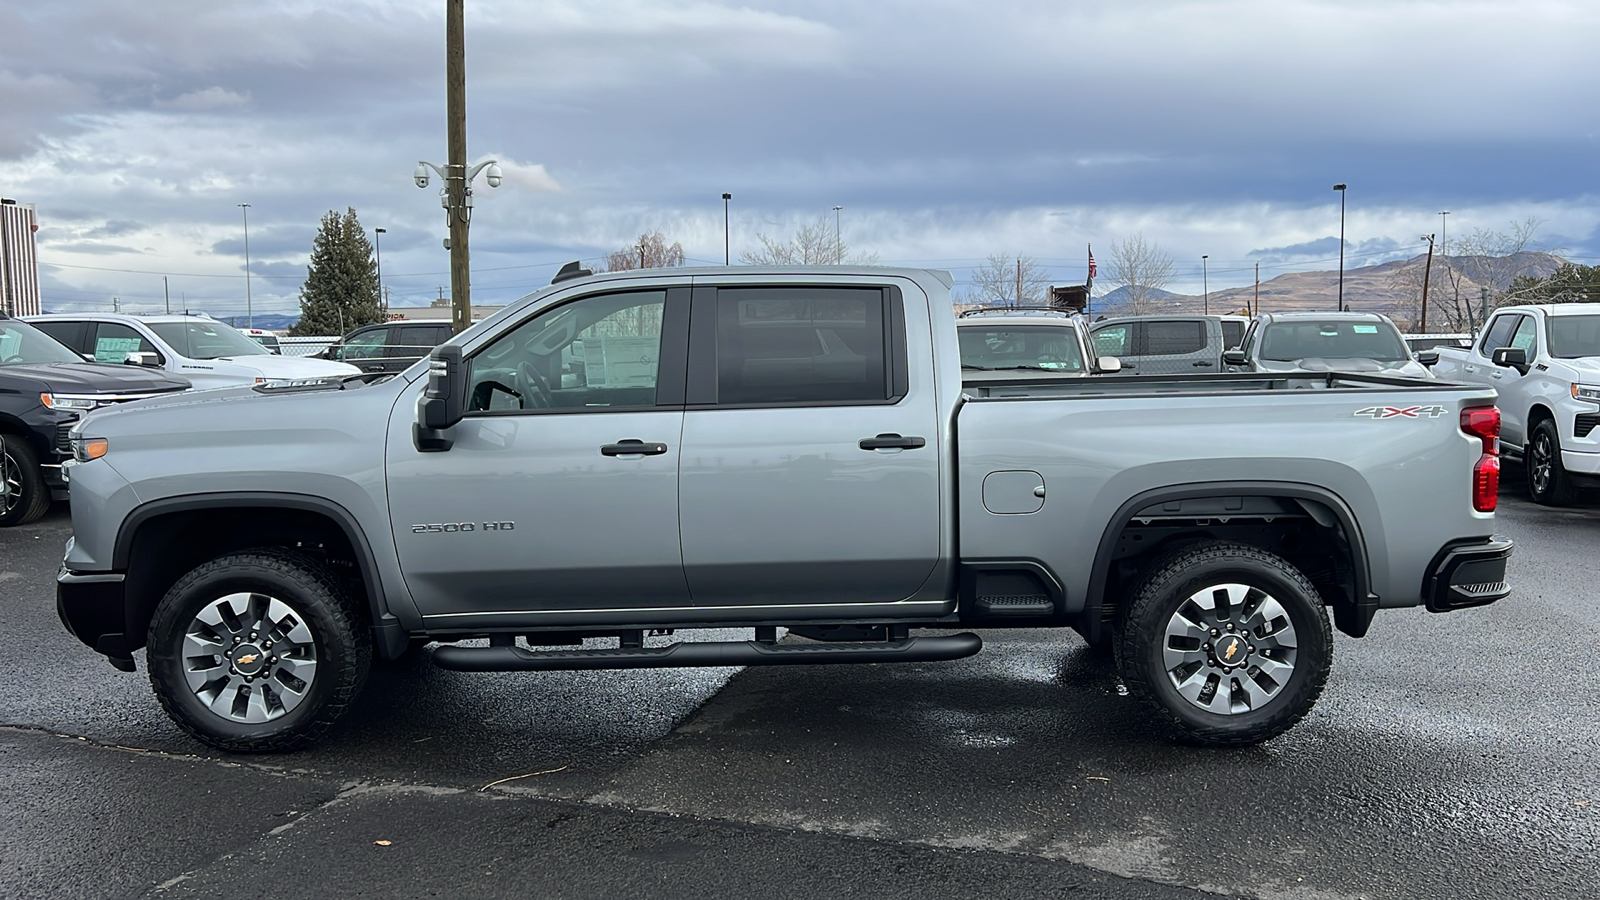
[551,261,593,284]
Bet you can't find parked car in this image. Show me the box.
[1218,314,1252,349]
[25,313,360,389]
[955,307,1118,380]
[1404,333,1473,353]
[58,265,1510,753]
[1088,315,1228,375]
[0,315,189,526]
[239,328,282,354]
[1225,312,1435,379]
[317,321,455,376]
[1432,303,1600,505]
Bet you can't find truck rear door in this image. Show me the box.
[675,280,942,607]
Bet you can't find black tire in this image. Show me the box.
[1113,541,1332,747]
[1526,418,1579,506]
[147,548,370,753]
[0,433,51,527]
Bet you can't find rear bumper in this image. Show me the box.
[57,566,136,670]
[1423,536,1513,613]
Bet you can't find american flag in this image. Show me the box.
[1087,245,1097,281]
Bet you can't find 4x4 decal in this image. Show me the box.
[1353,405,1447,419]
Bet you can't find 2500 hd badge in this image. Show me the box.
[410,521,516,533]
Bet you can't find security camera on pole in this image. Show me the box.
[413,0,502,335]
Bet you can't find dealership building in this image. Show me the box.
[0,198,40,317]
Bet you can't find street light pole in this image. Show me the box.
[238,203,252,328]
[1333,183,1348,311]
[832,205,843,264]
[374,227,386,315]
[1439,211,1449,257]
[722,193,732,265]
[1201,255,1209,315]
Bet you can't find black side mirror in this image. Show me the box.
[1490,347,1528,375]
[1416,349,1440,367]
[1222,349,1248,366]
[415,344,465,451]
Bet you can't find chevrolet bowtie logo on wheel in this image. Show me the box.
[1353,405,1447,419]
[236,653,260,666]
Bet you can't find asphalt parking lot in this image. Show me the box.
[2,474,1595,900]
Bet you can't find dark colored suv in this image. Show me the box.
[0,316,190,526]
[318,321,454,376]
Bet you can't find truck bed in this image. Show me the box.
[963,370,1478,399]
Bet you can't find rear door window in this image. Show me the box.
[31,320,89,355]
[1478,315,1519,355]
[709,287,888,405]
[1142,320,1207,355]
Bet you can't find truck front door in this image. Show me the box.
[386,288,691,619]
[675,281,942,608]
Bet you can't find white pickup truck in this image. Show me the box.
[1432,303,1600,504]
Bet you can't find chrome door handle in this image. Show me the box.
[601,440,668,457]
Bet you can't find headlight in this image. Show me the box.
[40,393,101,411]
[71,437,109,462]
[1572,384,1600,403]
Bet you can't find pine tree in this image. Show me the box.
[289,208,383,336]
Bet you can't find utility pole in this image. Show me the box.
[1015,257,1022,307]
[1419,233,1435,333]
[722,193,732,265]
[164,276,171,315]
[1254,262,1260,316]
[445,0,471,335]
[1202,255,1209,315]
[832,205,843,264]
[639,242,645,269]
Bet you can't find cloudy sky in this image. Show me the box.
[3,0,1597,319]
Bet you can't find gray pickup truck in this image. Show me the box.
[56,266,1512,753]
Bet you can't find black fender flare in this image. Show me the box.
[113,492,400,648]
[1082,481,1376,643]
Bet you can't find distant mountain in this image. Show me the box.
[1088,251,1566,328]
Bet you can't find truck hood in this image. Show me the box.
[1256,357,1433,379]
[1554,356,1600,378]
[0,361,191,393]
[206,356,362,379]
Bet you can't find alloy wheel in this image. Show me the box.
[1161,582,1298,715]
[181,592,318,723]
[1530,433,1553,496]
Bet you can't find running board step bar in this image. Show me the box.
[431,633,983,672]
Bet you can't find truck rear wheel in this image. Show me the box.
[147,548,370,752]
[0,434,51,527]
[1114,541,1331,747]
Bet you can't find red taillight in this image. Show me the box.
[1462,406,1501,512]
[1460,406,1500,455]
[1473,455,1500,512]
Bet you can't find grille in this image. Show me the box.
[1576,413,1600,439]
[56,421,76,454]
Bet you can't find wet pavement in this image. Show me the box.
[2,477,1595,899]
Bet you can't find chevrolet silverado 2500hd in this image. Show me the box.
[56,266,1512,751]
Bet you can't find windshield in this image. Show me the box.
[1258,320,1409,362]
[148,320,270,359]
[1546,315,1600,359]
[957,324,1086,371]
[0,319,86,365]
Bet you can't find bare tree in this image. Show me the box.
[599,230,686,272]
[1103,234,1175,315]
[740,216,878,265]
[965,254,1051,307]
[1437,217,1544,332]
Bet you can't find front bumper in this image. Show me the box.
[1423,536,1513,613]
[57,566,136,671]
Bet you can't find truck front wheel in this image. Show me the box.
[1526,419,1579,506]
[147,549,370,752]
[1114,541,1332,747]
[0,434,51,527]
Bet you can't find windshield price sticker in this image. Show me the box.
[1353,405,1447,419]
